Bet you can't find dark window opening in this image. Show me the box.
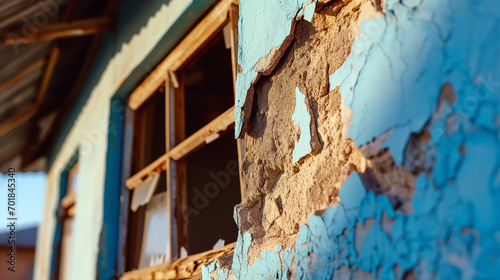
[182,32,240,255]
[133,90,166,173]
[183,32,234,137]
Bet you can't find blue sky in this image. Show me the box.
[0,172,46,233]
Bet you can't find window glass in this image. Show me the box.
[138,192,170,268]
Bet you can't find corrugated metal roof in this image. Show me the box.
[0,0,115,172]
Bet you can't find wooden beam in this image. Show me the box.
[3,17,114,45]
[37,0,76,107]
[228,3,246,201]
[37,45,60,105]
[0,0,55,30]
[21,13,111,169]
[169,106,235,160]
[0,105,38,138]
[120,242,235,280]
[61,190,77,209]
[128,0,233,110]
[0,58,45,97]
[229,4,239,94]
[166,73,188,260]
[126,106,235,190]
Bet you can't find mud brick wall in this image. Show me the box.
[204,0,500,279]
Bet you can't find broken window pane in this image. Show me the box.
[130,171,160,212]
[138,192,170,268]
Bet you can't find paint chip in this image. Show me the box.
[292,87,313,162]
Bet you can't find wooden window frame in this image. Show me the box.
[121,0,241,278]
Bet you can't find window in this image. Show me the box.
[55,162,78,280]
[121,0,242,277]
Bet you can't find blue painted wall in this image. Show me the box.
[204,0,500,279]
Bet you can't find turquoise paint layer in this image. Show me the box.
[204,0,500,278]
[302,1,316,22]
[235,0,311,137]
[292,87,313,163]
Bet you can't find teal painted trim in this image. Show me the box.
[47,0,216,168]
[95,96,125,280]
[49,152,78,279]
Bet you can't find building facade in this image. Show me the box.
[32,0,500,279]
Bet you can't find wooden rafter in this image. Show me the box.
[0,105,38,138]
[3,18,114,45]
[37,45,60,104]
[36,0,76,107]
[0,0,55,30]
[0,58,45,97]
[20,0,121,169]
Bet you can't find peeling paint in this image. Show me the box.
[235,0,312,138]
[210,0,500,279]
[292,87,313,163]
[297,0,317,22]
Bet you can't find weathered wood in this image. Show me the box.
[0,0,55,30]
[37,46,60,105]
[171,74,188,259]
[3,17,114,45]
[169,106,235,160]
[0,105,38,138]
[125,107,235,190]
[128,0,234,110]
[66,205,76,217]
[0,58,45,97]
[120,242,235,280]
[165,75,176,260]
[228,3,246,201]
[61,190,76,209]
[21,10,110,169]
[126,154,168,190]
[229,4,239,95]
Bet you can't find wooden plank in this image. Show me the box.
[125,154,168,189]
[172,74,188,259]
[21,25,107,169]
[3,17,114,45]
[120,242,235,280]
[36,45,60,105]
[37,0,76,107]
[169,106,235,160]
[61,190,76,209]
[165,75,176,260]
[228,3,246,201]
[125,106,235,190]
[229,4,239,94]
[0,0,55,30]
[0,58,45,97]
[0,105,38,138]
[128,0,233,110]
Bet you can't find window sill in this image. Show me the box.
[120,242,235,280]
